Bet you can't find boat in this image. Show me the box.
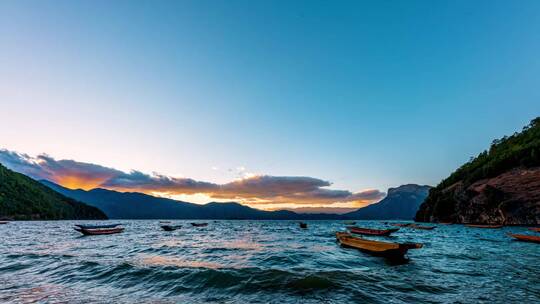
[336,232,422,260]
[74,226,124,235]
[191,223,208,227]
[391,223,412,227]
[343,221,356,225]
[508,233,540,244]
[439,222,453,225]
[0,221,9,225]
[465,224,503,229]
[409,224,436,230]
[161,225,182,231]
[347,226,399,236]
[528,227,540,232]
[299,222,308,229]
[75,224,121,229]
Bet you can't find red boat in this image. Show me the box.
[347,226,399,236]
[74,227,124,235]
[391,223,411,227]
[508,233,540,244]
[466,224,503,229]
[528,227,540,232]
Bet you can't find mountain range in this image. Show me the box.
[41,180,429,220]
[344,184,431,220]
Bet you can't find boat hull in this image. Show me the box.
[509,233,540,244]
[161,225,181,231]
[75,227,124,235]
[347,226,399,236]
[336,232,422,260]
[191,223,208,227]
[466,224,503,229]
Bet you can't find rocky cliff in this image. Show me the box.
[415,117,540,225]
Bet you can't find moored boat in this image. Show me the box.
[0,221,9,225]
[75,224,121,229]
[336,232,422,260]
[299,222,308,229]
[508,233,540,244]
[528,227,540,232]
[74,226,124,235]
[347,226,399,236]
[409,224,436,230]
[343,221,356,225]
[391,223,411,227]
[191,223,208,227]
[465,224,503,229]
[161,225,182,231]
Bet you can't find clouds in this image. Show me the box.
[0,149,385,207]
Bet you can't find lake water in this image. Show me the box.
[0,220,539,303]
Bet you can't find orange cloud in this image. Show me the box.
[0,149,385,207]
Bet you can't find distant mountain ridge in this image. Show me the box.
[0,164,107,220]
[40,180,342,220]
[344,184,431,220]
[42,180,430,220]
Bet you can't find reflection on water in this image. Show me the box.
[0,220,539,303]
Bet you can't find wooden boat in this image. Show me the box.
[75,224,121,229]
[191,223,208,227]
[74,227,124,235]
[391,223,411,227]
[466,224,503,229]
[528,227,540,232]
[299,222,308,229]
[336,232,422,260]
[347,226,399,236]
[508,233,540,244]
[161,225,182,231]
[409,224,436,230]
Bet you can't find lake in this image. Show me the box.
[0,220,538,303]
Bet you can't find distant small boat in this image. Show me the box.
[439,222,453,225]
[299,222,308,229]
[0,221,9,225]
[161,225,182,231]
[336,232,422,260]
[528,227,540,232]
[191,223,208,227]
[75,224,121,229]
[466,224,503,229]
[409,224,436,230]
[74,226,124,235]
[508,233,540,244]
[347,226,399,236]
[343,221,356,225]
[391,223,412,227]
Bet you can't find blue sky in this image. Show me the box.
[1,1,539,210]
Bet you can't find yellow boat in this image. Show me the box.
[336,232,422,260]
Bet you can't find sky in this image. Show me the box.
[1,0,539,213]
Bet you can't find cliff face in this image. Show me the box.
[416,117,540,225]
[416,167,540,224]
[345,184,431,220]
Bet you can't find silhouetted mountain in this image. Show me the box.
[0,164,107,220]
[344,184,431,220]
[40,180,341,220]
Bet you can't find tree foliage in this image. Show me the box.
[0,164,107,220]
